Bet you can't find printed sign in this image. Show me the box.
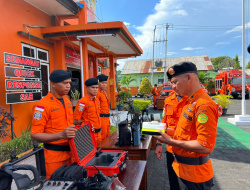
[4,52,40,68]
[6,92,42,104]
[5,66,41,79]
[65,48,81,67]
[6,80,42,91]
[157,67,162,71]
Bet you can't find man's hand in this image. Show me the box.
[155,130,172,145]
[61,125,77,139]
[155,145,163,160]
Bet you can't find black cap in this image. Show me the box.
[49,69,72,83]
[96,74,108,82]
[167,61,197,80]
[85,78,99,86]
[154,84,157,87]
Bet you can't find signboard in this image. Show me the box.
[6,92,42,104]
[157,67,162,71]
[74,0,96,22]
[5,66,41,79]
[4,52,40,68]
[65,48,81,67]
[6,80,42,91]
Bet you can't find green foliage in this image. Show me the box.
[246,61,250,69]
[138,77,152,95]
[133,100,152,111]
[210,56,234,71]
[206,80,215,94]
[0,106,16,140]
[198,72,210,83]
[234,54,241,69]
[212,94,233,108]
[116,91,132,105]
[0,133,33,163]
[71,89,80,100]
[110,125,117,134]
[120,76,136,90]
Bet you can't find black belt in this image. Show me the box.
[173,153,209,165]
[100,113,110,117]
[44,143,71,151]
[94,128,102,133]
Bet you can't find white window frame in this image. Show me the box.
[98,66,102,75]
[21,43,50,97]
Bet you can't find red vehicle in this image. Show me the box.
[215,69,250,98]
[162,83,173,96]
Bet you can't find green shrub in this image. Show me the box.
[118,91,132,102]
[133,100,152,111]
[110,125,117,134]
[212,94,233,108]
[138,77,152,95]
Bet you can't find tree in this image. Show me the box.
[210,56,234,70]
[206,80,215,95]
[138,77,152,95]
[246,61,250,69]
[120,75,136,90]
[198,71,210,83]
[234,54,241,69]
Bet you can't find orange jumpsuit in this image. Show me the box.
[152,87,158,106]
[96,89,110,140]
[172,88,218,183]
[73,94,102,145]
[162,92,187,153]
[31,92,73,179]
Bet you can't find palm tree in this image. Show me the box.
[120,75,136,90]
[198,72,210,83]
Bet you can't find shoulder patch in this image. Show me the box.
[34,111,42,120]
[198,113,208,124]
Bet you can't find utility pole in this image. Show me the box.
[164,23,169,83]
[151,26,156,85]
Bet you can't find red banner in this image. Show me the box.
[65,48,80,67]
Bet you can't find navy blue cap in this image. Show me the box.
[96,74,108,82]
[167,62,197,80]
[85,78,99,86]
[49,69,72,83]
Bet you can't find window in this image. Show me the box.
[98,66,102,75]
[158,79,164,84]
[22,43,49,97]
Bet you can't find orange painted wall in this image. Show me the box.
[0,0,54,141]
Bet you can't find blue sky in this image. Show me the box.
[96,0,250,70]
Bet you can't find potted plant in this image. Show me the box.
[71,89,80,107]
[212,94,233,115]
[116,93,125,111]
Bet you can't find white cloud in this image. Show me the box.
[233,35,241,38]
[172,10,188,16]
[225,22,250,34]
[181,47,204,51]
[124,22,131,27]
[134,0,188,51]
[215,42,230,45]
[117,59,127,70]
[167,52,177,55]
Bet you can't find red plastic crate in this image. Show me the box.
[69,122,127,177]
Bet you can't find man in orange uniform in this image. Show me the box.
[155,91,187,190]
[73,78,102,145]
[155,62,218,190]
[96,74,110,140]
[152,84,158,109]
[31,69,76,179]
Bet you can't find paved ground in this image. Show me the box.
[146,98,250,190]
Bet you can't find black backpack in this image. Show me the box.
[116,120,131,146]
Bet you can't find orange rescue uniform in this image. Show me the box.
[31,92,73,179]
[162,92,187,153]
[96,89,110,140]
[152,87,160,107]
[73,94,102,145]
[172,88,218,183]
